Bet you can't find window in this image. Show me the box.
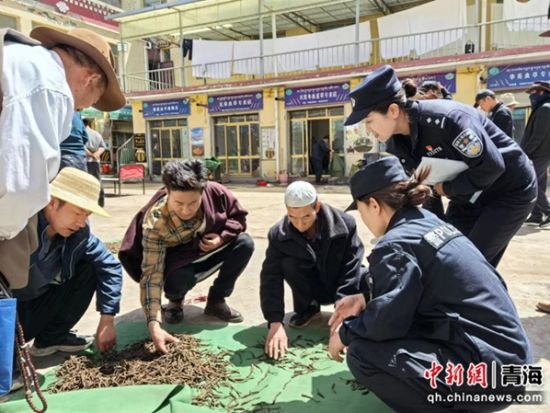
[149,118,189,175]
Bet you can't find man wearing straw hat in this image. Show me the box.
[0,26,125,292]
[11,167,123,356]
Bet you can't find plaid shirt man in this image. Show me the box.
[140,196,204,323]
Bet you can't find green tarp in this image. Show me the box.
[1,323,393,413]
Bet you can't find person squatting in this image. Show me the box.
[0,57,535,413]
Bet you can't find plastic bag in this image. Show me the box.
[0,298,16,395]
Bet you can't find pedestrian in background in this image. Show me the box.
[521,81,550,227]
[474,89,514,139]
[84,118,106,207]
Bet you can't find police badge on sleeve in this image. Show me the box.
[452,129,483,158]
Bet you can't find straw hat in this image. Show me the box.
[499,93,519,108]
[30,27,125,112]
[50,167,109,217]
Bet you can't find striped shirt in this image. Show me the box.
[140,195,204,323]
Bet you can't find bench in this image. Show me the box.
[102,164,146,195]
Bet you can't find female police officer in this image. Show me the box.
[328,156,532,413]
[344,65,536,268]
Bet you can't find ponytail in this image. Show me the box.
[357,166,432,209]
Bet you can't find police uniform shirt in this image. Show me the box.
[387,99,532,204]
[339,206,532,367]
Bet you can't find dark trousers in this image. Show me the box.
[163,233,254,303]
[87,162,105,207]
[446,186,536,268]
[347,338,516,413]
[529,155,550,219]
[16,262,96,346]
[280,257,333,314]
[311,158,324,184]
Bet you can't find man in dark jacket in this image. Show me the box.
[12,167,123,356]
[118,160,254,354]
[311,137,330,184]
[522,81,550,227]
[475,89,514,139]
[260,181,365,360]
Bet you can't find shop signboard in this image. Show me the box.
[285,83,350,107]
[488,62,550,90]
[208,92,263,113]
[142,99,190,118]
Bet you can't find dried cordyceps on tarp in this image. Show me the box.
[50,334,233,408]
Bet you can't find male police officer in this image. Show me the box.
[260,181,364,359]
[475,89,514,139]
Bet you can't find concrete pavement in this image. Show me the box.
[60,181,550,412]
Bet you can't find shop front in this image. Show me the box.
[143,98,191,175]
[109,106,135,168]
[487,62,548,143]
[284,83,350,178]
[209,92,263,176]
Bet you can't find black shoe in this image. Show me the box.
[539,215,550,228]
[31,332,93,357]
[204,301,243,323]
[525,215,543,225]
[289,305,321,328]
[162,302,184,324]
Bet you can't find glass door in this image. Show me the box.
[330,117,345,177]
[288,107,345,177]
[289,119,308,176]
[213,114,260,175]
[149,118,188,175]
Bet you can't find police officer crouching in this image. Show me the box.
[346,65,537,268]
[328,157,532,413]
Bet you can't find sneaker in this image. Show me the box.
[539,215,550,228]
[30,332,93,357]
[10,373,23,392]
[289,305,321,328]
[525,215,543,225]
[162,301,184,324]
[204,301,243,323]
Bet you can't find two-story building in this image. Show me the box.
[109,0,550,181]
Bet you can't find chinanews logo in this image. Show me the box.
[425,145,443,156]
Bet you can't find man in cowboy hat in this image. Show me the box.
[11,167,123,356]
[522,81,550,227]
[0,27,124,291]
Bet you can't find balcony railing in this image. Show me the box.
[122,15,550,93]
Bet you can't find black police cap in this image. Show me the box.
[346,156,410,211]
[344,65,402,126]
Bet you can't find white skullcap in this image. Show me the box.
[284,181,317,207]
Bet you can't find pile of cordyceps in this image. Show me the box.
[50,334,233,408]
